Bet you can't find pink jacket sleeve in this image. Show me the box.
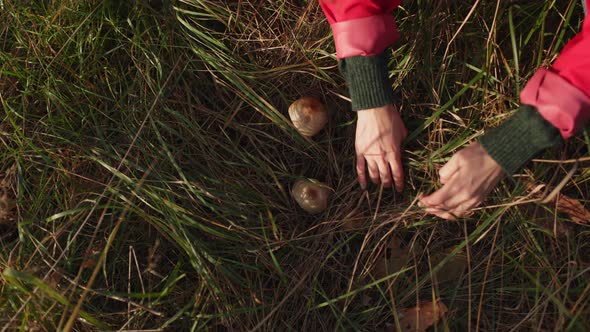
[319,0,402,59]
[520,0,590,139]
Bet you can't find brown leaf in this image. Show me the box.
[342,214,364,231]
[555,193,590,225]
[81,258,97,269]
[0,192,16,224]
[47,269,63,288]
[80,243,105,270]
[522,182,585,236]
[84,244,104,256]
[0,165,17,225]
[430,248,467,284]
[372,237,415,279]
[396,300,448,332]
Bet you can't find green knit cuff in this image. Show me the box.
[339,52,396,111]
[479,105,562,175]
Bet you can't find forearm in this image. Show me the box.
[479,105,562,175]
[480,3,590,174]
[320,0,401,110]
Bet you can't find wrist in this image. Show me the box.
[357,104,395,120]
[339,51,396,111]
[478,105,562,175]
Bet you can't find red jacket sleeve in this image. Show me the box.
[319,0,402,59]
[520,1,590,139]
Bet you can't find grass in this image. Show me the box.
[0,0,589,330]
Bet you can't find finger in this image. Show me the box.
[440,211,458,220]
[388,153,404,192]
[437,191,469,211]
[434,205,470,220]
[439,156,460,184]
[366,159,380,185]
[399,120,409,140]
[417,194,425,207]
[428,209,457,220]
[378,158,393,188]
[402,123,408,139]
[419,182,461,208]
[449,205,472,219]
[454,198,482,217]
[356,156,367,190]
[432,198,480,220]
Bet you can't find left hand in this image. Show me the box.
[355,104,408,192]
[419,142,505,220]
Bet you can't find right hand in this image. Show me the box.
[418,142,504,219]
[355,104,408,192]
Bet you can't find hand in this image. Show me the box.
[419,142,505,220]
[356,104,408,192]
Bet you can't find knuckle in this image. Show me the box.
[454,152,466,162]
[463,188,477,197]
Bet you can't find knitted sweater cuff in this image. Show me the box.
[338,51,396,111]
[479,105,562,175]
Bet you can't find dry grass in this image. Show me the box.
[0,0,589,330]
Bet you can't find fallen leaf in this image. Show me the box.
[0,192,15,224]
[372,236,415,279]
[340,192,368,231]
[80,244,104,270]
[396,300,448,332]
[342,214,365,231]
[0,165,17,225]
[555,193,590,225]
[47,269,63,288]
[360,293,372,306]
[81,258,97,269]
[430,247,467,284]
[84,244,104,257]
[522,182,585,236]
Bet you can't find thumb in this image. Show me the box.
[439,156,460,184]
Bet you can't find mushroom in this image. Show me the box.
[288,97,328,137]
[292,179,331,214]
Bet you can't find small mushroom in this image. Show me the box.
[292,179,331,214]
[288,97,328,137]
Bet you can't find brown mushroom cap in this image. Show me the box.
[291,179,331,214]
[288,97,328,137]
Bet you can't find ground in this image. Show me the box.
[1,0,589,331]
